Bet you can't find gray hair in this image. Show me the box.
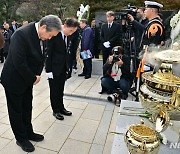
[39,15,62,32]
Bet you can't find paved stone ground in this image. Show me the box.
[0,62,135,154]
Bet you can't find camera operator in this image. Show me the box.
[100,46,133,100]
[127,7,148,55]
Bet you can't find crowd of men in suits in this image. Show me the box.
[0,2,167,113]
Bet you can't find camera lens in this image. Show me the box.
[107,96,113,102]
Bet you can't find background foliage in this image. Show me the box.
[0,0,179,23]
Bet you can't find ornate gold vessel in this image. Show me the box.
[139,47,180,120]
[124,45,180,153]
[124,108,169,154]
[124,120,160,154]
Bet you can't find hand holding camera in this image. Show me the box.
[108,55,123,66]
[108,55,113,63]
[108,46,124,65]
[127,14,134,22]
[116,58,123,66]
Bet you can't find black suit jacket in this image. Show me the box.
[92,26,100,49]
[101,22,121,49]
[0,22,44,94]
[45,32,69,77]
[3,29,12,53]
[9,25,17,34]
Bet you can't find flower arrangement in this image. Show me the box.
[170,10,180,42]
[170,10,180,29]
[76,4,90,22]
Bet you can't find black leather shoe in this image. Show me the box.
[98,91,104,94]
[98,87,108,94]
[28,133,44,142]
[84,75,91,79]
[121,94,128,100]
[78,73,85,76]
[53,112,64,120]
[60,109,72,116]
[16,140,35,152]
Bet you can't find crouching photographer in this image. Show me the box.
[100,46,133,100]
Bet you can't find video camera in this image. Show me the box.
[120,5,137,20]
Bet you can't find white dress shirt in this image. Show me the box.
[35,22,43,53]
[61,31,67,47]
[108,21,113,28]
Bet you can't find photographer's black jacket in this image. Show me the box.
[103,55,133,81]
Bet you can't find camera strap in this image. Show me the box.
[111,64,121,81]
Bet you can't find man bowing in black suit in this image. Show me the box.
[46,18,79,121]
[0,15,62,152]
[101,11,121,65]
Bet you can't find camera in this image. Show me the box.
[107,92,121,107]
[120,5,137,20]
[112,46,120,63]
[107,93,119,102]
[113,55,120,63]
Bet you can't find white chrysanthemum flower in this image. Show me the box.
[84,5,89,12]
[80,4,85,13]
[76,11,81,17]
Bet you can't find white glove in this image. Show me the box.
[46,72,53,79]
[143,65,150,71]
[103,41,110,48]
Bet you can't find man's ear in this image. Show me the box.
[41,25,47,31]
[64,24,67,28]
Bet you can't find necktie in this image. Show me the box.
[64,35,67,49]
[108,24,111,29]
[64,36,70,73]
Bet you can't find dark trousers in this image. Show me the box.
[83,58,92,76]
[4,87,34,142]
[101,77,131,95]
[4,52,8,59]
[94,45,100,59]
[68,52,77,78]
[70,51,77,69]
[48,73,66,113]
[0,48,4,63]
[102,48,112,65]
